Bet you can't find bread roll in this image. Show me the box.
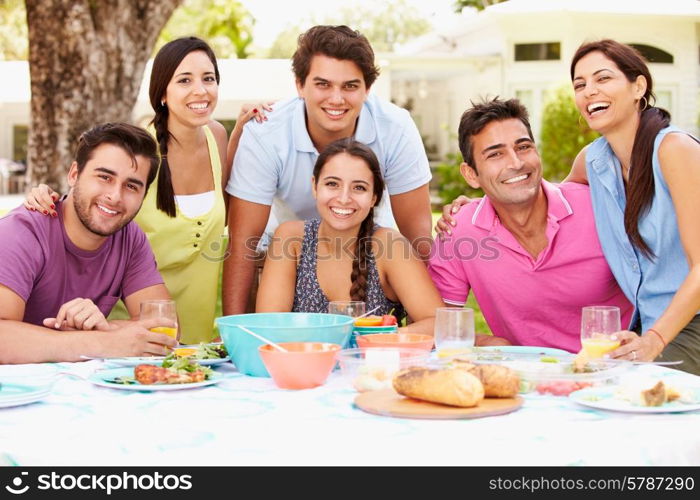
[392,367,484,407]
[467,365,520,398]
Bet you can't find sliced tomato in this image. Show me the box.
[380,315,398,326]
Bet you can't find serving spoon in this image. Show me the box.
[237,326,289,352]
[356,306,380,319]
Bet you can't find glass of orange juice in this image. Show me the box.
[580,306,621,358]
[140,300,178,344]
[434,307,475,358]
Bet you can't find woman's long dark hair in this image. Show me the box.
[313,139,384,302]
[571,39,670,258]
[148,37,220,217]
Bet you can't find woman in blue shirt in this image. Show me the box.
[566,39,700,373]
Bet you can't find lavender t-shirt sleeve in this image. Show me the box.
[120,224,164,300]
[0,212,44,302]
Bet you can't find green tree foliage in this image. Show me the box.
[453,0,508,12]
[539,84,599,182]
[0,0,28,60]
[268,26,303,59]
[267,0,431,58]
[156,0,255,59]
[433,132,483,208]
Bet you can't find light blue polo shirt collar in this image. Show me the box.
[292,97,377,153]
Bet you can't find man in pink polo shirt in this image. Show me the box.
[428,98,631,352]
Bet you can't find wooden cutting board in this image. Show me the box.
[354,389,523,420]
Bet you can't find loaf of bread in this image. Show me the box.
[448,359,520,398]
[392,367,484,407]
[466,364,520,398]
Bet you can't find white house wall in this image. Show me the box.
[393,3,700,160]
[1,5,698,165]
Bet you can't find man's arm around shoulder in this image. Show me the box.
[222,197,271,315]
[390,184,433,259]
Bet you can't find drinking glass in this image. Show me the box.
[580,306,621,358]
[140,300,178,341]
[434,307,475,358]
[328,301,366,318]
[329,301,366,348]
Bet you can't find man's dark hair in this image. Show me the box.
[74,122,159,188]
[458,98,534,171]
[292,25,380,88]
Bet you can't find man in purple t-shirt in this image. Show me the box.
[0,123,177,363]
[428,99,632,352]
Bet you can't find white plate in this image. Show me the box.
[104,356,230,367]
[475,346,572,356]
[88,368,223,391]
[0,364,59,389]
[0,384,51,408]
[570,386,700,413]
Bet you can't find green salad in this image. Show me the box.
[170,343,227,360]
[110,357,214,385]
[162,356,214,378]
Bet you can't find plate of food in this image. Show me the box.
[88,357,223,391]
[105,343,230,367]
[570,379,700,413]
[471,346,572,358]
[443,351,627,396]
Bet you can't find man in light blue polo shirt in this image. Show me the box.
[223,25,433,315]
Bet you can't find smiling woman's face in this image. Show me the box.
[572,50,646,135]
[312,152,377,233]
[163,50,219,129]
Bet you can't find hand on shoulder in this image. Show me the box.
[434,195,478,238]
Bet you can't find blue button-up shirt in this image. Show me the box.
[585,126,695,332]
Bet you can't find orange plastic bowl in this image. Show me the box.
[355,333,434,352]
[258,342,341,390]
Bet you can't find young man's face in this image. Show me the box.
[67,143,151,237]
[296,54,369,146]
[461,118,542,207]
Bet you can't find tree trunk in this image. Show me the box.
[25,0,182,191]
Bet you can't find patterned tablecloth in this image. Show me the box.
[0,361,699,466]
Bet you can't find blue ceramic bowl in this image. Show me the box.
[216,313,355,377]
